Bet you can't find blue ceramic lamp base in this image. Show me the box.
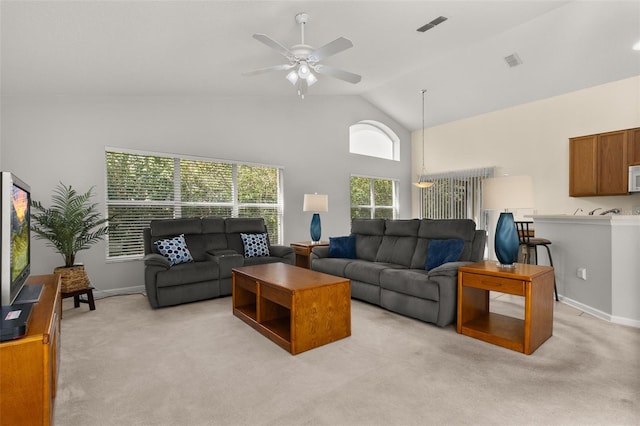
[310,213,321,243]
[494,212,519,267]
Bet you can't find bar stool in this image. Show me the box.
[515,221,559,301]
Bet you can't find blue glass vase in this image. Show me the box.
[495,212,519,267]
[310,213,321,242]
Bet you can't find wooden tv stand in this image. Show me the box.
[0,274,61,425]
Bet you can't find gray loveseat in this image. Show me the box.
[143,217,294,308]
[311,218,486,327]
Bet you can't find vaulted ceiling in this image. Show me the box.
[2,1,639,131]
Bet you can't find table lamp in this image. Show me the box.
[303,193,328,243]
[482,175,534,267]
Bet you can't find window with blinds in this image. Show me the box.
[420,167,494,230]
[350,175,398,219]
[105,148,283,260]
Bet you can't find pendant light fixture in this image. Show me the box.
[414,89,434,188]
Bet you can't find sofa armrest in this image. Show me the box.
[427,261,473,278]
[143,253,171,269]
[310,245,330,259]
[212,253,245,279]
[268,245,293,258]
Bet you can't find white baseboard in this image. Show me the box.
[559,295,640,328]
[92,285,146,300]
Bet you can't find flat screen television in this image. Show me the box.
[1,171,31,306]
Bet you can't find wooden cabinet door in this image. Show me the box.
[569,135,597,196]
[597,130,628,195]
[628,128,640,166]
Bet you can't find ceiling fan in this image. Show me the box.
[243,12,362,99]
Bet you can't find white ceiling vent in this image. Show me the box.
[417,16,448,32]
[504,53,523,68]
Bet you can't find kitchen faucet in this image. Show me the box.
[588,208,602,215]
[599,208,621,215]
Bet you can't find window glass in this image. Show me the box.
[350,175,397,220]
[105,149,283,259]
[349,120,400,161]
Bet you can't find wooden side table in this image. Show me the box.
[290,241,329,269]
[61,286,96,311]
[457,260,554,355]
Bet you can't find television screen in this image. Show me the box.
[11,184,29,283]
[1,172,31,306]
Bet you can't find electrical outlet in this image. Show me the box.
[577,268,587,280]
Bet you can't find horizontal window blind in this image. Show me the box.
[420,167,494,231]
[105,149,283,260]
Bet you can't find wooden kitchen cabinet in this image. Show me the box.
[569,128,637,197]
[629,128,640,166]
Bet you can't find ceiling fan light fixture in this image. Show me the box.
[298,61,311,78]
[286,70,299,85]
[306,72,318,86]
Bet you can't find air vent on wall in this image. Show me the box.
[417,16,448,32]
[504,53,523,68]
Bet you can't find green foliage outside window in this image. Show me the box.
[350,176,396,220]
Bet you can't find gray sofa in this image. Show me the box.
[143,217,294,308]
[311,218,486,327]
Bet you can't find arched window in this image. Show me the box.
[349,120,400,161]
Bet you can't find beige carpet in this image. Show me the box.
[54,293,639,426]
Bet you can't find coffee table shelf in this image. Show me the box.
[232,263,350,355]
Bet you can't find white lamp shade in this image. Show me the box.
[303,193,328,212]
[483,175,534,210]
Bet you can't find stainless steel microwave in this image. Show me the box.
[630,165,640,192]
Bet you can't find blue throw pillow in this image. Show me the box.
[425,239,464,271]
[241,233,270,257]
[329,235,357,259]
[154,234,194,266]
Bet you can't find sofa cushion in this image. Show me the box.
[329,235,357,258]
[154,234,194,266]
[379,269,439,302]
[417,219,477,261]
[344,260,404,286]
[376,236,417,267]
[425,239,464,270]
[312,258,353,277]
[155,260,218,288]
[150,217,202,237]
[241,233,270,257]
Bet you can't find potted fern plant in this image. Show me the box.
[31,183,111,293]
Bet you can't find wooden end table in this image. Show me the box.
[290,241,329,269]
[457,260,554,355]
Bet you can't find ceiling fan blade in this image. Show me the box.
[314,65,362,84]
[308,37,353,62]
[242,64,294,76]
[252,33,293,58]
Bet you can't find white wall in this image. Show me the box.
[0,94,411,294]
[412,75,640,218]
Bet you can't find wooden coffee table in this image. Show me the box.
[232,263,351,355]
